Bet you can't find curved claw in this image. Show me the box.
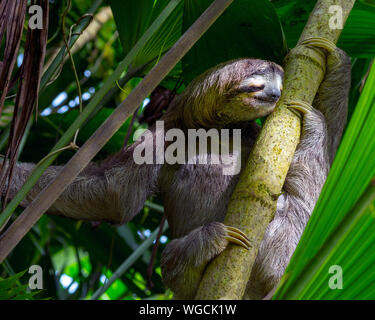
[285,100,314,115]
[300,37,336,53]
[225,225,251,250]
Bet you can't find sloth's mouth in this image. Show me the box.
[253,95,279,103]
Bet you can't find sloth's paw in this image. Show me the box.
[160,221,249,299]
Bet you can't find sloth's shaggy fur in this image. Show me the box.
[8,49,351,299]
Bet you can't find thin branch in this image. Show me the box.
[41,0,102,89]
[89,222,169,300]
[0,0,182,230]
[0,0,234,262]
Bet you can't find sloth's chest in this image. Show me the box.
[160,139,253,238]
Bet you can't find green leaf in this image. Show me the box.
[348,58,372,120]
[109,0,183,72]
[0,271,26,290]
[339,2,375,58]
[274,1,375,57]
[182,0,287,83]
[0,271,41,300]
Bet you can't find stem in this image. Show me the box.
[40,0,102,90]
[0,1,102,155]
[0,0,233,262]
[0,0,182,230]
[89,222,169,300]
[61,0,83,114]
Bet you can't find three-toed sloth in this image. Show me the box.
[8,44,351,299]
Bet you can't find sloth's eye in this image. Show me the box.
[238,84,265,93]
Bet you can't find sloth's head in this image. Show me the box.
[177,59,284,128]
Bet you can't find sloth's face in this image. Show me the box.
[220,61,284,123]
[178,59,284,128]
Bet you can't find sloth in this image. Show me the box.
[7,39,351,299]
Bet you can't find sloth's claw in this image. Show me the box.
[300,37,336,53]
[286,101,314,115]
[224,225,251,250]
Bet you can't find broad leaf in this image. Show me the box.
[108,0,183,73]
[274,0,375,57]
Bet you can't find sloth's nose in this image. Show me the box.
[272,89,281,99]
[267,88,281,100]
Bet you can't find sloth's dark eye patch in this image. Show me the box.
[237,84,265,93]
